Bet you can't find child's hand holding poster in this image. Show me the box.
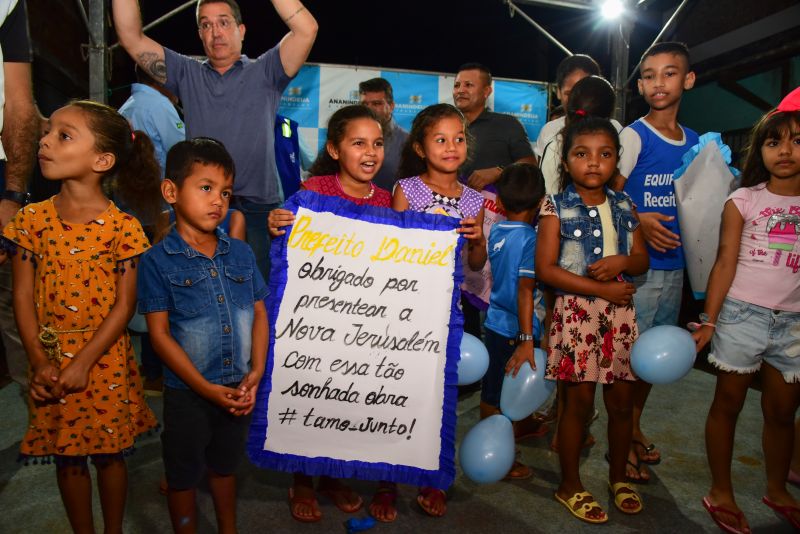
[248,191,464,489]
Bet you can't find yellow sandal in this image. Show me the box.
[554,491,608,524]
[608,481,643,514]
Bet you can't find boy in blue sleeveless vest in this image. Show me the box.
[480,163,546,478]
[612,42,699,482]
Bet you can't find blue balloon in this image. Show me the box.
[457,333,489,386]
[500,348,556,421]
[459,414,515,484]
[631,325,696,385]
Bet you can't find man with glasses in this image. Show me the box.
[112,0,318,281]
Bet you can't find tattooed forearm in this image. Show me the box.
[137,52,167,84]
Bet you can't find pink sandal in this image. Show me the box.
[702,496,750,534]
[762,495,800,531]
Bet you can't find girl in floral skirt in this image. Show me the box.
[535,116,649,524]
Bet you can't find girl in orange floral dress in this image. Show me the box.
[535,116,649,524]
[2,101,161,533]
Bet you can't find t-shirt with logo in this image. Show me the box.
[619,117,699,270]
[727,184,800,312]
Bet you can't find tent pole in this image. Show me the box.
[610,13,632,122]
[109,1,197,51]
[625,0,692,85]
[88,0,106,103]
[504,0,573,57]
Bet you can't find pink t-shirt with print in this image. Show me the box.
[727,184,800,312]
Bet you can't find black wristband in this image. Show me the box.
[2,190,30,205]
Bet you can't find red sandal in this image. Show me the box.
[417,487,447,517]
[369,484,398,523]
[702,496,750,534]
[762,495,800,531]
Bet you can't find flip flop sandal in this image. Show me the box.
[788,469,800,488]
[762,495,800,531]
[288,487,322,523]
[608,481,643,514]
[632,439,661,464]
[514,422,550,441]
[604,452,649,484]
[369,487,398,523]
[701,496,750,534]
[554,491,608,524]
[318,485,363,514]
[503,460,533,480]
[417,487,447,517]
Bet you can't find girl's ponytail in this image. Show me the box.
[70,100,162,226]
[115,130,162,225]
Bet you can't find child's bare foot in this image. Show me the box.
[317,476,363,513]
[369,482,398,523]
[289,484,321,523]
[417,487,447,517]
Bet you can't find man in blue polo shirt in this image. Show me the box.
[112,0,318,280]
[119,65,185,175]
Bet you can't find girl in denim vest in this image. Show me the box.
[693,91,800,534]
[536,116,649,524]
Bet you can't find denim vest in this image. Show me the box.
[552,184,639,281]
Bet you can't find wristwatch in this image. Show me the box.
[2,190,30,205]
[516,332,534,343]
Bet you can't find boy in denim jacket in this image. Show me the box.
[137,138,268,532]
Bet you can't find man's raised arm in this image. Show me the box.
[273,1,318,78]
[112,0,167,83]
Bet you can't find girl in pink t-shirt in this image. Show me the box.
[693,91,800,533]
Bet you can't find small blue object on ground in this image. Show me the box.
[346,516,377,533]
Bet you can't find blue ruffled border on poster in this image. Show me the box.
[247,191,465,489]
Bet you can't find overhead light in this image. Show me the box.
[600,0,624,19]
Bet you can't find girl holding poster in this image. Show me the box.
[268,105,399,523]
[392,103,486,518]
[692,90,800,533]
[535,116,649,524]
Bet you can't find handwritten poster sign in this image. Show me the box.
[248,192,464,488]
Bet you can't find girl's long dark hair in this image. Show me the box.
[309,105,380,176]
[559,116,620,192]
[70,100,162,225]
[740,110,800,188]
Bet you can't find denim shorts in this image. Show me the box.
[709,297,800,383]
[162,385,252,490]
[633,268,683,331]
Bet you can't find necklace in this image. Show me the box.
[336,173,375,200]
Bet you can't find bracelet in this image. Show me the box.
[698,312,716,328]
[284,5,305,23]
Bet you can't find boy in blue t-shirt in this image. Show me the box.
[480,163,546,479]
[613,42,698,481]
[138,138,268,532]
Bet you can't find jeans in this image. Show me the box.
[632,268,683,332]
[231,198,280,283]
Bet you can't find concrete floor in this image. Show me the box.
[0,368,796,534]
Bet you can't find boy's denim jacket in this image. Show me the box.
[137,228,268,390]
[552,184,639,282]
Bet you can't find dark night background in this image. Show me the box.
[108,0,672,105]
